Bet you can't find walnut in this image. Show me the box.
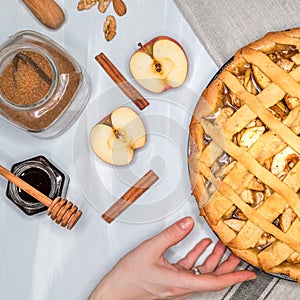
[103,15,116,41]
[77,0,97,11]
[98,0,112,13]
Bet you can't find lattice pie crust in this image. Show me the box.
[189,28,300,281]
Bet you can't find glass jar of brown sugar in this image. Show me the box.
[0,30,91,138]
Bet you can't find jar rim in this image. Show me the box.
[8,160,58,209]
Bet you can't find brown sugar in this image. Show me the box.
[0,30,91,138]
[0,51,53,106]
[0,40,82,133]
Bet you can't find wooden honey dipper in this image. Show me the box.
[0,164,82,230]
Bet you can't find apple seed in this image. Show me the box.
[154,62,162,73]
[114,130,126,142]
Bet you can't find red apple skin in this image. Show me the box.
[134,35,187,57]
[98,114,112,126]
[130,36,188,93]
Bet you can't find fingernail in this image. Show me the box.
[178,217,194,230]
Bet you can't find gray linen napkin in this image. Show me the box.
[175,0,300,68]
[174,0,300,299]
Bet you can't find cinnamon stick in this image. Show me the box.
[95,52,149,110]
[102,170,159,223]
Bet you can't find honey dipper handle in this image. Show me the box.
[0,164,52,207]
[22,0,65,29]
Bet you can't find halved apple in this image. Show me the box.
[89,107,146,165]
[129,36,188,93]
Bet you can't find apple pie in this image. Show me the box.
[189,27,300,281]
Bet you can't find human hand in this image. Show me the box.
[88,216,256,300]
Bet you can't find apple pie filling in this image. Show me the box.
[189,28,300,281]
[202,44,300,239]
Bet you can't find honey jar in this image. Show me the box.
[6,155,69,215]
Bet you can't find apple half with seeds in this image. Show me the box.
[129,36,188,93]
[89,107,146,165]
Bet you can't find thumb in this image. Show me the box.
[148,217,194,256]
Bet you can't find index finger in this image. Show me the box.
[141,217,195,257]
